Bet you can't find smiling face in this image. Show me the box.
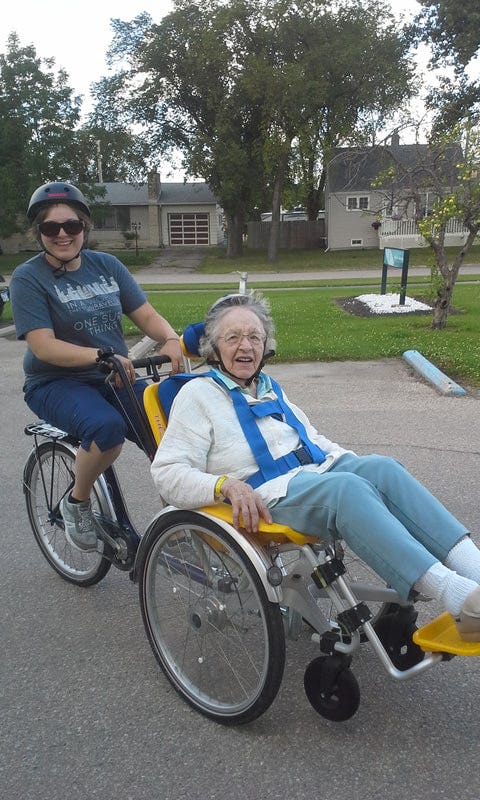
[216,307,267,386]
[39,203,85,267]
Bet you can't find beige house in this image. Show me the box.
[93,172,224,249]
[0,173,223,254]
[325,136,471,251]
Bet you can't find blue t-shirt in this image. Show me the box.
[10,249,147,392]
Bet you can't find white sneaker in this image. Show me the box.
[456,586,480,642]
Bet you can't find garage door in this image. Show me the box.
[168,213,210,245]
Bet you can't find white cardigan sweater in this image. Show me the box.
[150,372,352,509]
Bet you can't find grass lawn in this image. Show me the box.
[198,243,480,273]
[124,283,480,388]
[2,246,480,387]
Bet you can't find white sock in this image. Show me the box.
[414,562,478,617]
[445,536,480,583]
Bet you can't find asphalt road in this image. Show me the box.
[2,334,480,800]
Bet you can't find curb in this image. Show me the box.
[402,349,466,396]
[0,324,15,339]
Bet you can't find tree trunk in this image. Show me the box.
[430,225,478,329]
[225,212,244,258]
[267,173,282,263]
[432,282,454,329]
[267,149,290,263]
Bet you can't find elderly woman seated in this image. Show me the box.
[151,293,480,642]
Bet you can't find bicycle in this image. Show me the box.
[22,349,480,725]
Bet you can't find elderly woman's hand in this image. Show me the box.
[220,477,272,534]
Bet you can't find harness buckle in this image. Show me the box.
[294,446,314,466]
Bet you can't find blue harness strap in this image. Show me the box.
[208,373,327,488]
[157,371,327,489]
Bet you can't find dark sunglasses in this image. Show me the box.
[38,219,85,237]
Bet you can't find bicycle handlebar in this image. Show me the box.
[96,351,172,383]
[130,354,171,370]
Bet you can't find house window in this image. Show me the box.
[351,238,363,246]
[93,206,130,231]
[347,196,369,211]
[168,213,210,245]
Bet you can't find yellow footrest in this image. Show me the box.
[413,612,480,656]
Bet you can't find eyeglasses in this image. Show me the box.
[37,219,85,237]
[220,332,266,347]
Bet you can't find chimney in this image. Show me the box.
[148,171,161,201]
[390,132,400,147]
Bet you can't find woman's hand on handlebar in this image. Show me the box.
[113,354,137,387]
[159,338,183,373]
[220,477,273,534]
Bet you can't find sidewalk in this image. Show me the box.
[126,245,480,284]
[133,260,480,286]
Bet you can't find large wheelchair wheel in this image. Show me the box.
[23,440,112,586]
[138,510,286,725]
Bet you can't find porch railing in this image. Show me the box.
[380,217,469,237]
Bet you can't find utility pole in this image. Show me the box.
[96,140,103,183]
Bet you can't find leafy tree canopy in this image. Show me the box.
[415,1,480,127]
[0,33,82,236]
[97,0,414,255]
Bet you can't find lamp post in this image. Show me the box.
[131,221,141,256]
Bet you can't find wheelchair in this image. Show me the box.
[23,325,480,727]
[134,327,480,725]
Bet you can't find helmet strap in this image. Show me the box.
[43,246,82,276]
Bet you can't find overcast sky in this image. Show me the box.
[3,0,422,103]
[2,0,439,174]
[2,1,174,104]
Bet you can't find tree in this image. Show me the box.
[415,1,480,128]
[100,1,414,259]
[370,122,480,329]
[100,4,272,257]
[79,75,157,183]
[417,123,480,329]
[0,33,82,236]
[287,2,415,224]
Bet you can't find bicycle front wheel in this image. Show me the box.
[139,511,285,724]
[23,440,112,586]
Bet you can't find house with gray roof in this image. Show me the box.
[325,134,469,250]
[92,172,224,249]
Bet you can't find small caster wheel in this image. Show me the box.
[304,656,360,721]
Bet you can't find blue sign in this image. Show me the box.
[383,247,407,268]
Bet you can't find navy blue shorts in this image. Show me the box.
[25,378,148,452]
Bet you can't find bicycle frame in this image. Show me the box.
[24,353,171,572]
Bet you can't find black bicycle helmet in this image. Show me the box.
[27,182,91,221]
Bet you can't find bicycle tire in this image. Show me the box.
[138,510,285,725]
[23,440,112,586]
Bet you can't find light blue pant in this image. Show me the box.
[270,454,468,599]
